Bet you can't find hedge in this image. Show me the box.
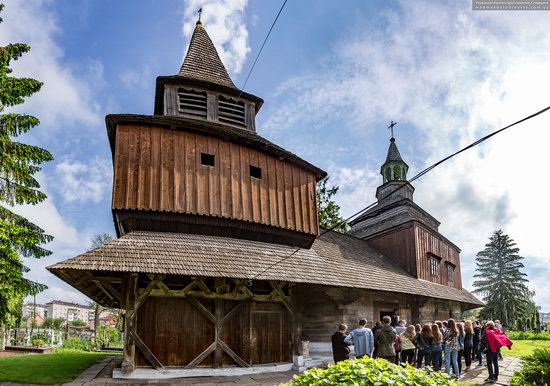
[510,348,550,386]
[281,357,453,386]
[506,330,550,341]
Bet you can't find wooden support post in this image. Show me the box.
[122,273,138,374]
[213,297,224,368]
[289,285,304,371]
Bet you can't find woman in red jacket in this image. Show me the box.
[482,321,513,383]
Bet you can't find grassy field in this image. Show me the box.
[501,339,550,357]
[0,349,115,385]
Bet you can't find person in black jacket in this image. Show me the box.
[472,321,481,361]
[331,324,351,363]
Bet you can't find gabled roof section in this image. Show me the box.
[179,21,237,89]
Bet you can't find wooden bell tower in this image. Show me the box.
[108,20,325,249]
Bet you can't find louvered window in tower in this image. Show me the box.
[218,96,245,127]
[178,88,207,117]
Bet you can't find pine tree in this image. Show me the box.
[0,3,53,336]
[473,230,530,327]
[316,177,348,233]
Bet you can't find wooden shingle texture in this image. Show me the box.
[48,230,483,306]
[179,21,237,89]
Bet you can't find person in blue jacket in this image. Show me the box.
[344,318,374,359]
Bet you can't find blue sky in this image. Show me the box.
[2,0,549,311]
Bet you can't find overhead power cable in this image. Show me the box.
[238,0,289,95]
[249,104,550,281]
[212,0,289,156]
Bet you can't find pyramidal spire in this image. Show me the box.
[380,134,409,184]
[384,137,404,164]
[179,20,237,89]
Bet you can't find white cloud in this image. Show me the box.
[55,157,112,204]
[120,64,152,90]
[262,1,550,310]
[11,173,93,305]
[0,0,103,129]
[181,0,250,75]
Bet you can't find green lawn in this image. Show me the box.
[0,349,115,385]
[501,339,550,357]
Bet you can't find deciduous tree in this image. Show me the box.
[316,177,348,233]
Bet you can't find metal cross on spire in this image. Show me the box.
[388,120,397,139]
[197,8,203,22]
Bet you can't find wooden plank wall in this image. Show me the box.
[136,297,215,367]
[112,124,318,235]
[365,224,417,277]
[136,297,290,367]
[366,222,462,289]
[414,224,462,289]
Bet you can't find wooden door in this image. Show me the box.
[250,303,291,364]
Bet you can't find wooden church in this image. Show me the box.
[48,20,482,378]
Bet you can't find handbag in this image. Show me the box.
[394,335,401,352]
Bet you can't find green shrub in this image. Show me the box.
[62,338,94,351]
[507,330,550,340]
[511,348,550,386]
[31,338,45,347]
[281,357,453,386]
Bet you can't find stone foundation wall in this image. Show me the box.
[417,298,464,324]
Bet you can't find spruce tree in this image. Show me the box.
[0,3,53,335]
[316,176,349,233]
[473,230,530,327]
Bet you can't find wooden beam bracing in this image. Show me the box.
[184,341,216,369]
[131,331,165,370]
[219,339,250,368]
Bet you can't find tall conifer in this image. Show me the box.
[0,3,53,332]
[473,229,531,326]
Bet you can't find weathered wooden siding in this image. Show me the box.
[135,297,290,367]
[136,297,215,367]
[366,222,462,289]
[365,223,417,277]
[112,124,318,235]
[414,224,462,288]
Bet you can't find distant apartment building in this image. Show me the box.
[22,303,48,319]
[23,300,94,326]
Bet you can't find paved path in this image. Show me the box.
[459,356,522,385]
[62,356,523,386]
[62,357,297,386]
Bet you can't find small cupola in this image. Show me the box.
[381,137,409,183]
[376,130,414,203]
[154,20,263,132]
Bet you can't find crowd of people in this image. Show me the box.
[331,314,512,383]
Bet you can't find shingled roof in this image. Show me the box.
[48,231,483,307]
[384,138,405,164]
[179,21,237,89]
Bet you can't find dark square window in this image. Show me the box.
[201,153,215,166]
[250,165,262,179]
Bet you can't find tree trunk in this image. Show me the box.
[502,300,509,327]
[0,323,5,351]
[93,304,100,348]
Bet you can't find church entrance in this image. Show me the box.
[379,311,394,323]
